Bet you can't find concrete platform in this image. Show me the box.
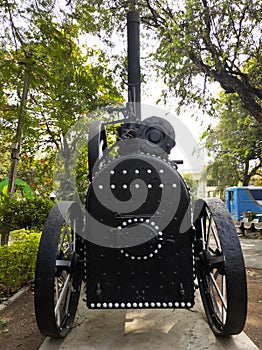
[40,292,259,350]
[39,238,260,350]
[240,238,262,270]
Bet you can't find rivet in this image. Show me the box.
[143,256,148,260]
[147,169,152,174]
[98,185,103,190]
[163,303,167,307]
[151,302,155,307]
[175,302,179,307]
[137,256,141,260]
[97,303,101,308]
[118,226,121,230]
[158,244,162,249]
[144,302,149,307]
[122,222,127,226]
[123,184,128,189]
[148,184,152,188]
[125,253,129,257]
[159,232,163,236]
[168,302,173,307]
[110,170,115,175]
[127,303,131,307]
[187,302,192,308]
[134,218,138,222]
[133,302,137,307]
[120,249,124,253]
[128,219,132,223]
[149,253,153,258]
[154,249,158,254]
[111,184,116,189]
[155,225,159,230]
[115,303,119,308]
[122,169,127,174]
[139,303,143,307]
[121,303,125,308]
[151,221,155,226]
[181,302,185,307]
[159,169,164,173]
[109,303,113,308]
[135,169,139,174]
[131,256,135,260]
[90,303,95,308]
[103,303,107,308]
[140,218,144,222]
[146,219,150,223]
[172,184,177,188]
[159,184,164,188]
[135,183,140,189]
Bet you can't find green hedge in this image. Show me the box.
[0,196,53,233]
[0,230,41,301]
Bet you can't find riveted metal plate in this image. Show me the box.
[85,154,195,308]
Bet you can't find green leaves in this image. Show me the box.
[202,93,262,190]
[0,0,122,208]
[0,196,54,235]
[0,230,41,299]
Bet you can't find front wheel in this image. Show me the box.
[35,201,84,338]
[194,198,247,336]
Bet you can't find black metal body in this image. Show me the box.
[127,10,141,120]
[83,8,194,311]
[85,153,195,309]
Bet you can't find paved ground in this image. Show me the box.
[40,238,261,350]
[240,238,262,270]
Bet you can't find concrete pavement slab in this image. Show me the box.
[240,238,262,269]
[40,292,259,350]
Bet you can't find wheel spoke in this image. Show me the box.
[201,217,205,250]
[205,209,212,249]
[55,278,61,326]
[209,272,227,312]
[205,207,221,252]
[222,275,226,324]
[72,219,76,252]
[55,274,71,323]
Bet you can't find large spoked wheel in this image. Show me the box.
[194,198,247,336]
[35,201,84,338]
[88,120,107,177]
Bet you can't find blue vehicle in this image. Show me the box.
[226,186,262,221]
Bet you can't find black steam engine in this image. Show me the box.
[34,9,247,340]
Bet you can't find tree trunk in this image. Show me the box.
[242,161,251,186]
[1,226,10,246]
[8,60,31,197]
[2,59,31,246]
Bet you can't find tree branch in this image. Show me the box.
[189,52,262,125]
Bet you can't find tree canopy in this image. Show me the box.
[0,0,122,197]
[72,0,262,125]
[203,93,262,191]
